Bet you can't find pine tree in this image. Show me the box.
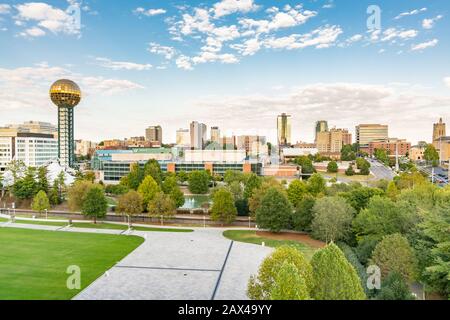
[269,262,310,300]
[310,243,366,300]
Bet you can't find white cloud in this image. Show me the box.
[94,57,152,71]
[20,26,46,37]
[395,7,427,20]
[192,52,239,65]
[444,77,450,88]
[148,43,176,60]
[0,64,144,110]
[15,2,80,36]
[265,25,343,50]
[411,39,439,51]
[176,55,193,70]
[230,37,261,56]
[0,4,11,14]
[381,28,418,42]
[422,15,443,29]
[213,0,258,18]
[134,7,166,17]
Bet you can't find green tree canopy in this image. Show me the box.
[144,159,163,186]
[67,180,93,211]
[269,262,310,300]
[292,194,316,232]
[370,233,417,281]
[211,187,237,224]
[256,187,293,233]
[147,192,176,217]
[116,190,143,216]
[311,197,355,243]
[345,164,355,176]
[341,144,356,161]
[423,144,439,165]
[376,271,415,300]
[36,167,49,193]
[31,190,50,213]
[386,181,400,201]
[13,167,37,200]
[126,163,145,190]
[81,185,108,223]
[287,180,308,207]
[162,176,185,208]
[243,173,262,199]
[327,161,338,173]
[248,179,284,217]
[248,246,313,300]
[138,175,161,208]
[340,186,384,213]
[307,173,326,196]
[188,170,210,194]
[310,243,366,300]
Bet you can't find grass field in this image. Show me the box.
[223,230,317,260]
[0,228,144,300]
[3,219,193,233]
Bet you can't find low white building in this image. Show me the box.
[184,149,247,163]
[282,147,318,163]
[0,133,58,171]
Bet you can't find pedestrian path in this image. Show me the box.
[0,216,272,300]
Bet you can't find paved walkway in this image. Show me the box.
[0,217,272,300]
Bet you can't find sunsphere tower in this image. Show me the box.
[49,79,81,168]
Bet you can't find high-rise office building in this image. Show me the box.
[190,121,207,150]
[277,113,291,146]
[315,120,328,142]
[356,124,388,150]
[146,125,163,145]
[176,129,190,147]
[210,126,221,143]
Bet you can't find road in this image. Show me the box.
[416,165,449,186]
[367,158,396,181]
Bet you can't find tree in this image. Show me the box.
[68,180,93,211]
[81,185,108,224]
[341,144,356,161]
[423,144,439,166]
[310,243,366,300]
[345,164,355,176]
[36,167,49,193]
[162,176,185,208]
[292,195,315,232]
[31,190,50,214]
[235,198,249,216]
[144,159,163,185]
[137,176,161,208]
[228,181,243,200]
[294,156,315,175]
[307,173,326,196]
[376,271,415,300]
[327,161,338,173]
[337,242,370,296]
[340,186,384,213]
[353,196,418,241]
[256,187,293,233]
[386,181,400,201]
[243,173,261,199]
[116,190,143,222]
[177,171,188,183]
[13,167,37,200]
[359,160,371,176]
[269,262,310,300]
[287,180,308,207]
[147,192,176,217]
[248,179,284,217]
[418,202,450,296]
[370,234,417,281]
[188,170,210,194]
[374,149,389,166]
[211,188,237,224]
[223,170,244,185]
[311,197,355,242]
[248,246,313,300]
[127,163,145,190]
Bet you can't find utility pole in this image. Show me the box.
[395,141,400,172]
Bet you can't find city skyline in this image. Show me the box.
[1,0,450,144]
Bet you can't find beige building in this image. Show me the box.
[356,124,388,151]
[317,128,352,154]
[145,126,163,146]
[176,128,190,147]
[432,118,450,163]
[210,127,221,143]
[236,135,267,156]
[75,140,98,157]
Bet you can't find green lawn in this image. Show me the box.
[0,228,144,300]
[10,218,193,233]
[0,217,8,222]
[223,230,317,260]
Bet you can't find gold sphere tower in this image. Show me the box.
[49,79,81,168]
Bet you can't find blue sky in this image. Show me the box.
[0,0,449,144]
